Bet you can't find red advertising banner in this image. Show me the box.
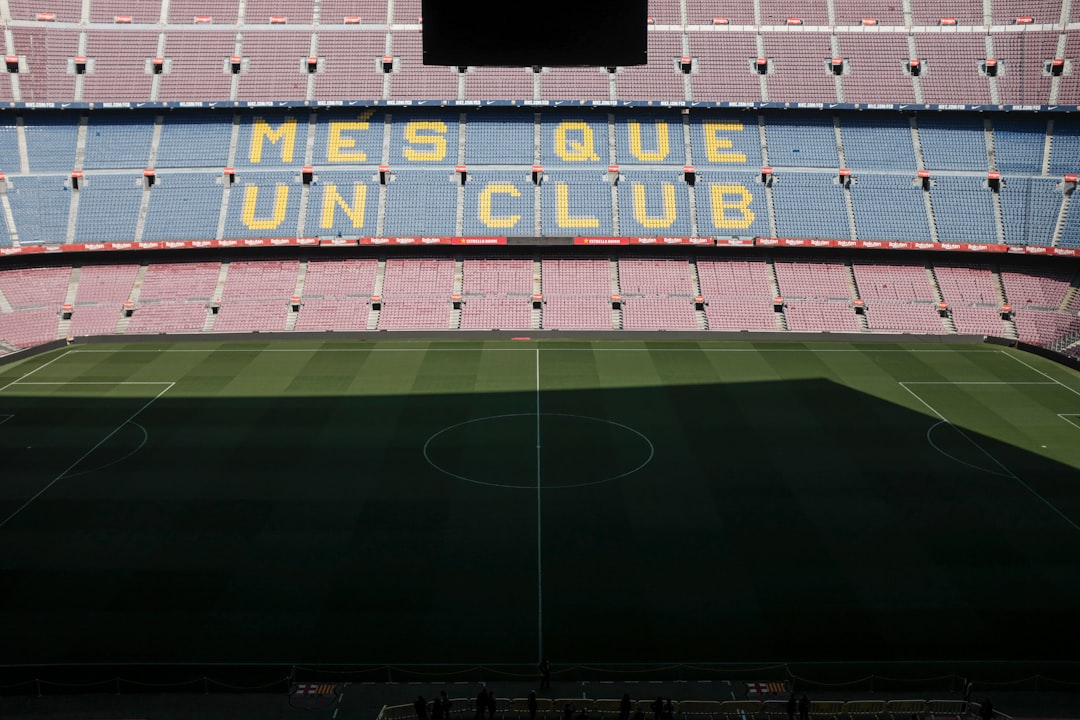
[629,237,714,245]
[575,237,630,245]
[714,238,755,246]
[452,237,507,245]
[754,238,1011,253]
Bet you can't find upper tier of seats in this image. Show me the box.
[0,108,1077,248]
[0,0,1078,107]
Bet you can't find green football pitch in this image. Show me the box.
[1,339,1079,673]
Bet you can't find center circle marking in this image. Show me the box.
[423,413,655,489]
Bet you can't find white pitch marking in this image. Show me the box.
[1058,414,1080,431]
[900,381,1057,385]
[1000,351,1080,399]
[0,382,175,531]
[0,350,72,393]
[12,381,178,386]
[900,382,1080,534]
[0,414,13,426]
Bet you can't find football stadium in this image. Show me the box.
[1,0,1080,716]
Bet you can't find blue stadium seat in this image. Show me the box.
[384,170,457,236]
[157,113,233,169]
[1048,118,1080,176]
[24,113,79,171]
[850,173,931,241]
[839,114,917,171]
[387,113,460,168]
[614,115,687,165]
[617,172,692,236]
[764,114,839,168]
[540,171,614,236]
[74,174,142,242]
[689,115,761,169]
[305,171,379,237]
[1060,196,1080,248]
[1000,177,1062,246]
[918,115,988,171]
[462,170,534,236]
[929,175,997,243]
[465,113,535,165]
[236,112,312,168]
[8,176,70,244]
[84,114,154,170]
[540,113,609,167]
[143,172,224,241]
[696,171,770,237]
[222,171,302,238]
[994,118,1046,174]
[313,110,384,169]
[772,172,850,238]
[0,120,19,174]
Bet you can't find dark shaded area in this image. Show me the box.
[0,374,1078,693]
[421,0,647,67]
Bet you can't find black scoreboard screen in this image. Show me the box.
[421,0,647,68]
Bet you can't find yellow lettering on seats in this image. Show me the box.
[555,184,599,228]
[628,122,670,162]
[632,183,677,228]
[703,122,746,163]
[249,117,297,164]
[242,185,289,230]
[478,183,522,229]
[403,121,447,161]
[328,111,375,163]
[554,122,600,162]
[321,184,368,228]
[709,185,755,229]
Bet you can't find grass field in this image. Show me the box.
[1,338,1079,672]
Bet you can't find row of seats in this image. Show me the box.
[2,0,1074,27]
[379,697,987,720]
[5,110,1076,174]
[1,258,1075,351]
[0,25,1076,106]
[2,169,1076,246]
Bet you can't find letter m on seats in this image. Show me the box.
[249,117,298,164]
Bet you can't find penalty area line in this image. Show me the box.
[900,382,1080,534]
[0,381,176,532]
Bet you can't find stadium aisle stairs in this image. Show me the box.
[285,260,308,332]
[216,114,242,241]
[66,117,89,245]
[204,262,229,332]
[451,257,463,329]
[1057,274,1080,312]
[1053,187,1072,246]
[532,258,542,330]
[114,263,149,334]
[610,257,622,329]
[845,260,869,331]
[985,120,1008,245]
[924,263,957,333]
[690,258,708,330]
[765,256,787,331]
[134,115,165,242]
[992,264,1019,339]
[910,118,941,243]
[0,286,13,313]
[367,258,385,330]
[57,266,80,340]
[1,185,20,248]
